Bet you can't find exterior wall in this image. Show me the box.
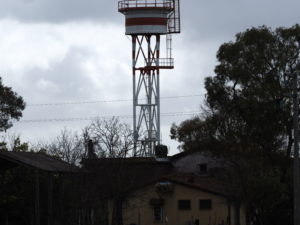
[110,182,246,225]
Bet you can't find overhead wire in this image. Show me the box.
[27,94,204,107]
[17,111,201,123]
[20,94,203,123]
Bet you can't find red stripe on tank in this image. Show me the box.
[126,17,167,26]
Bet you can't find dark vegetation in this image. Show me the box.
[171,25,300,225]
[0,77,25,134]
[0,117,135,225]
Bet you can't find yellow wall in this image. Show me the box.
[109,182,246,225]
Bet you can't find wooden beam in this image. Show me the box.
[48,172,53,225]
[59,173,65,224]
[34,170,40,225]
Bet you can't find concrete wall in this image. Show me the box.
[111,182,246,225]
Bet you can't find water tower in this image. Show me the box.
[118,0,181,156]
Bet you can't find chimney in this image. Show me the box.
[155,145,168,159]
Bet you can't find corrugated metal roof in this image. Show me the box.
[0,150,78,172]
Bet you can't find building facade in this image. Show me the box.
[108,175,246,225]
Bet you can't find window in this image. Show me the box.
[153,205,163,222]
[198,163,207,174]
[178,200,191,210]
[199,199,212,210]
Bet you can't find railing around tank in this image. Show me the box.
[118,0,174,11]
[145,58,174,68]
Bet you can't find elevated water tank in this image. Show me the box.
[118,0,174,35]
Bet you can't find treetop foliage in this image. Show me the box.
[171,24,299,225]
[0,77,25,132]
[172,25,300,159]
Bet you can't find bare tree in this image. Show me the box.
[39,128,85,165]
[31,117,135,165]
[89,117,135,158]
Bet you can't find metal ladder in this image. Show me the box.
[168,0,181,33]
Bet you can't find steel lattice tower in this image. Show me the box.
[118,0,180,156]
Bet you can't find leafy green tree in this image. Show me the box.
[172,25,300,157]
[0,77,25,132]
[171,25,300,225]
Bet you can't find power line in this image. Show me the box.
[17,111,200,123]
[27,94,204,107]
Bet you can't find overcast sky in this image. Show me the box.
[1,0,299,155]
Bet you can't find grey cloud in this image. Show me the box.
[181,0,300,42]
[0,0,119,23]
[3,0,300,152]
[1,0,299,41]
[23,47,99,102]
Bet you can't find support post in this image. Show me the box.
[48,173,53,225]
[34,170,40,225]
[59,173,65,224]
[156,35,161,145]
[132,35,137,155]
[293,71,300,225]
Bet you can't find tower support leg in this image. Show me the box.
[132,35,161,156]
